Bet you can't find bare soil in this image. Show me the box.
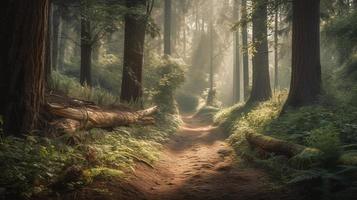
[59,116,303,200]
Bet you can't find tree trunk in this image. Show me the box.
[241,0,250,101]
[274,6,279,92]
[52,4,61,71]
[48,103,157,133]
[284,0,321,108]
[245,131,320,158]
[57,18,67,71]
[0,0,48,135]
[207,0,215,106]
[164,0,172,55]
[80,7,92,87]
[248,0,272,103]
[120,0,147,103]
[45,1,53,85]
[233,0,241,104]
[183,15,187,60]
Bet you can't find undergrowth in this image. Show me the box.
[49,71,120,106]
[215,91,357,199]
[0,113,180,199]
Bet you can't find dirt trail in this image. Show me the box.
[125,116,300,200]
[68,116,302,200]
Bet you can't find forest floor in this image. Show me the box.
[65,116,304,200]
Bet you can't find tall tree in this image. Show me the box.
[241,0,250,100]
[206,0,215,106]
[0,0,49,135]
[274,4,279,92]
[51,4,62,71]
[284,0,321,108]
[164,0,172,55]
[248,0,272,103]
[80,1,92,86]
[233,0,241,103]
[45,1,53,84]
[120,0,148,103]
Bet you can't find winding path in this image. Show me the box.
[68,115,302,200]
[126,116,300,200]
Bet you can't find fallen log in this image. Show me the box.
[245,131,320,158]
[47,103,158,133]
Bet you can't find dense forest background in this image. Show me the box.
[0,0,357,199]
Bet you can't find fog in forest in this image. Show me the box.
[1,0,357,199]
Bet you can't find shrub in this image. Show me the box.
[175,93,199,113]
[306,126,341,165]
[49,71,119,106]
[0,112,180,199]
[151,56,186,113]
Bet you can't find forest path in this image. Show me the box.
[124,115,300,200]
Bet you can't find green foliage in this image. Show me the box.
[0,113,180,199]
[323,10,357,64]
[216,89,357,199]
[49,71,119,106]
[62,60,123,95]
[175,92,199,113]
[214,103,242,124]
[306,126,341,165]
[288,166,357,200]
[150,56,186,113]
[267,105,357,145]
[216,93,285,145]
[194,106,220,123]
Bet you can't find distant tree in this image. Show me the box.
[78,0,123,86]
[274,4,279,92]
[284,0,321,108]
[241,0,250,100]
[206,0,215,106]
[0,0,49,135]
[164,0,172,55]
[248,0,272,103]
[120,0,149,103]
[233,0,241,103]
[80,0,92,86]
[45,1,53,84]
[51,4,62,71]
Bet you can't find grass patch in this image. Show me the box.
[49,71,120,106]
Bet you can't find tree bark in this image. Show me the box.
[233,0,241,103]
[0,0,48,135]
[45,1,53,85]
[274,6,279,92]
[120,0,147,103]
[52,4,61,71]
[245,131,320,158]
[57,18,67,71]
[48,103,157,133]
[248,0,272,103]
[164,0,172,55]
[207,0,215,106]
[241,0,250,101]
[284,0,321,108]
[80,5,92,87]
